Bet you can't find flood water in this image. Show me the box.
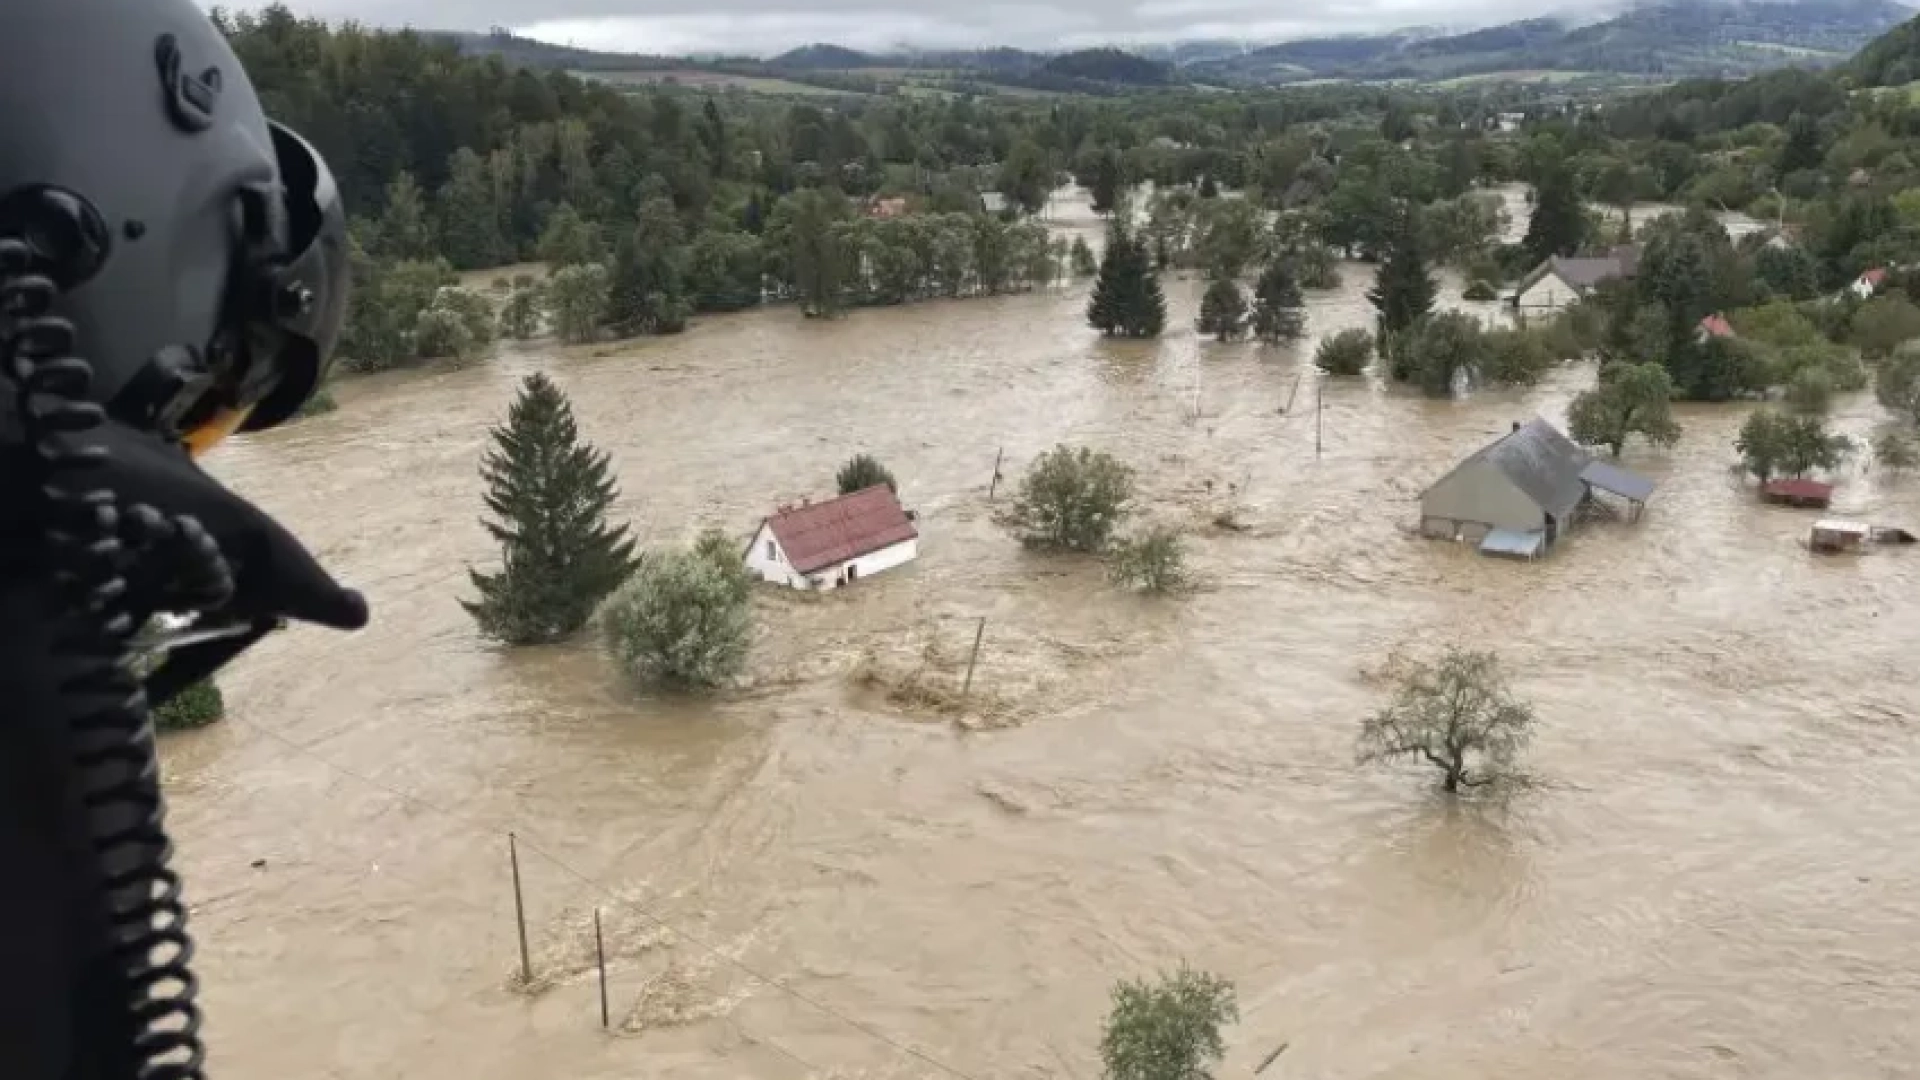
[174,189,1920,1080]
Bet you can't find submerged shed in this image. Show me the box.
[1420,418,1656,558]
[1762,478,1834,509]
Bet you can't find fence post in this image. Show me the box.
[1316,385,1324,460]
[509,832,531,986]
[987,447,1006,501]
[961,618,987,705]
[594,907,610,1029]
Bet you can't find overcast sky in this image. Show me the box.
[217,0,1622,56]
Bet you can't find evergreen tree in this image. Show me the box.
[464,373,639,645]
[604,198,690,336]
[1197,278,1248,342]
[1070,235,1098,276]
[437,148,508,269]
[1085,148,1125,217]
[1088,224,1166,339]
[536,202,602,269]
[1250,260,1307,343]
[1367,212,1436,345]
[1198,174,1220,199]
[374,172,436,262]
[1778,113,1823,180]
[1523,158,1587,266]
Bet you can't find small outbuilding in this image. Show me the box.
[1420,418,1655,558]
[1761,478,1834,509]
[745,485,919,591]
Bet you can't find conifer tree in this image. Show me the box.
[465,373,639,645]
[1523,157,1588,265]
[1197,278,1248,341]
[1368,211,1437,345]
[1250,260,1307,343]
[605,198,690,336]
[1088,224,1166,339]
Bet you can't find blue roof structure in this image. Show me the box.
[1480,528,1546,559]
[1580,460,1656,503]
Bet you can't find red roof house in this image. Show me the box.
[1760,478,1834,509]
[1853,268,1889,298]
[1698,313,1735,340]
[745,485,919,590]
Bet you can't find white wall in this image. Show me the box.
[1515,271,1578,315]
[743,524,919,591]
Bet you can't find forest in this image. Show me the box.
[219,1,1920,437]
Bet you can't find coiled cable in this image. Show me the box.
[2,236,224,1080]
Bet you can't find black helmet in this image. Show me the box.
[0,0,349,447]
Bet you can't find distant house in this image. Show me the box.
[866,196,909,220]
[1850,167,1872,188]
[1852,267,1889,299]
[979,191,1009,216]
[1697,313,1736,342]
[745,485,919,591]
[1510,246,1640,319]
[1420,418,1656,560]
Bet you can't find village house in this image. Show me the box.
[1419,418,1656,560]
[744,485,919,590]
[1697,313,1736,343]
[1510,246,1640,319]
[1852,267,1889,299]
[865,196,908,220]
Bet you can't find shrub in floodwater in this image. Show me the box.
[1356,647,1535,794]
[464,373,639,646]
[1008,445,1135,554]
[1314,327,1374,377]
[1462,279,1499,301]
[600,547,753,689]
[1109,525,1188,594]
[1099,964,1238,1080]
[836,453,898,495]
[154,680,225,732]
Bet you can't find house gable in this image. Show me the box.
[1515,268,1580,309]
[1422,458,1547,535]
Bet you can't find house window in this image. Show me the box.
[766,540,776,560]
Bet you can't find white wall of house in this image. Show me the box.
[743,523,919,591]
[1852,276,1879,299]
[1420,464,1546,542]
[1515,270,1581,316]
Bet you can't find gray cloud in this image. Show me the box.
[215,0,1607,56]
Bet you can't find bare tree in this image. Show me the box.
[1356,648,1534,794]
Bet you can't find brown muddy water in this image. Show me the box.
[173,190,1920,1080]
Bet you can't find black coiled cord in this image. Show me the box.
[1,236,229,1080]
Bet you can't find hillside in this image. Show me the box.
[770,43,881,69]
[1193,0,1912,83]
[1041,48,1174,86]
[1846,4,1920,82]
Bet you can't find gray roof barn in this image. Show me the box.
[1419,418,1655,556]
[1512,245,1641,300]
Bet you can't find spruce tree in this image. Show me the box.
[464,373,639,645]
[1197,278,1248,341]
[1367,212,1437,345]
[605,198,690,337]
[1250,260,1307,343]
[1523,158,1587,265]
[1088,225,1166,339]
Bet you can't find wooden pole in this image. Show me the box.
[1284,372,1301,414]
[961,618,987,704]
[1315,385,1324,460]
[509,832,532,986]
[987,447,1005,501]
[594,907,610,1029]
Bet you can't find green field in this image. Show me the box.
[1434,69,1598,87]
[572,69,858,97]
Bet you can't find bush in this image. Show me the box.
[1481,326,1555,386]
[154,680,224,732]
[1009,445,1134,553]
[836,453,897,495]
[1737,408,1853,484]
[414,286,496,363]
[1109,525,1188,593]
[1786,365,1834,413]
[499,286,543,340]
[294,385,338,420]
[546,263,611,345]
[1314,327,1374,377]
[600,548,753,689]
[1852,294,1920,358]
[1876,429,1918,475]
[1879,345,1920,423]
[1100,966,1238,1080]
[1462,279,1498,301]
[1356,647,1533,794]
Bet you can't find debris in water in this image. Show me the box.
[1255,1041,1290,1074]
[975,783,1029,815]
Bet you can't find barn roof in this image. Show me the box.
[1513,246,1641,298]
[763,486,917,575]
[1428,418,1591,522]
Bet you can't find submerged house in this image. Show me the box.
[1420,418,1655,560]
[745,485,919,590]
[1510,246,1640,319]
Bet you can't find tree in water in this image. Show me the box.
[1879,345,1920,423]
[1367,210,1436,348]
[536,202,602,269]
[1876,430,1918,476]
[499,286,543,340]
[1083,147,1126,216]
[600,546,753,689]
[1197,277,1248,342]
[1109,525,1188,594]
[604,199,690,336]
[464,373,640,645]
[1009,445,1134,553]
[1315,328,1374,376]
[1567,361,1682,457]
[1099,965,1238,1080]
[998,138,1053,217]
[1198,173,1220,199]
[1357,647,1535,794]
[835,453,897,494]
[1523,156,1588,266]
[1070,235,1098,277]
[545,263,610,344]
[1088,223,1166,339]
[1250,259,1307,344]
[1736,409,1853,485]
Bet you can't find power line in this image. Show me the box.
[219,713,980,1080]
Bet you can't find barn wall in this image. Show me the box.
[1421,463,1544,537]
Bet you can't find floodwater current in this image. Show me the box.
[173,187,1920,1079]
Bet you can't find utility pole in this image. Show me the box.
[1316,385,1324,460]
[509,833,531,986]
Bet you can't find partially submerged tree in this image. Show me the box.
[1875,429,1918,476]
[1736,408,1853,485]
[1567,361,1682,457]
[499,285,543,340]
[1089,223,1167,338]
[1356,647,1535,794]
[1099,965,1238,1080]
[1009,445,1134,553]
[1878,345,1920,424]
[1367,211,1437,346]
[154,680,225,733]
[1249,260,1307,344]
[464,373,639,645]
[1071,235,1099,276]
[836,453,898,495]
[1109,525,1188,594]
[1315,328,1374,377]
[546,263,610,345]
[600,546,752,689]
[1197,278,1248,342]
[414,286,496,363]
